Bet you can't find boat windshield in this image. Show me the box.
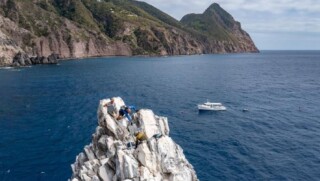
[204,102,222,106]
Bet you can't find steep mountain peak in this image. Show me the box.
[181,2,258,52]
[203,3,234,23]
[206,2,221,11]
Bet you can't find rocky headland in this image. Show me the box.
[0,0,258,67]
[70,97,198,181]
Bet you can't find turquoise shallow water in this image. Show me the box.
[0,51,320,181]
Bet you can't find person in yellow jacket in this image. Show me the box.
[134,131,163,149]
[135,131,148,148]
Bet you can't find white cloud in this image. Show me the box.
[245,17,320,33]
[218,0,320,13]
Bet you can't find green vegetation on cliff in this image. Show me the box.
[181,3,258,51]
[181,3,238,41]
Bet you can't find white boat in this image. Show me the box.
[198,101,227,111]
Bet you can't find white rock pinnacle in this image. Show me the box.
[70,97,198,181]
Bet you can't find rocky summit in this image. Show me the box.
[70,97,198,181]
[0,0,258,67]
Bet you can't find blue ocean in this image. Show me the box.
[0,51,320,181]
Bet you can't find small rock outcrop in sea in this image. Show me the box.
[70,97,198,181]
[12,52,59,67]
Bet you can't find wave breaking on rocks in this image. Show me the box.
[70,97,198,181]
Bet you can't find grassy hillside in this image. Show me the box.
[129,0,184,29]
[181,3,239,41]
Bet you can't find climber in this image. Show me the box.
[118,106,136,122]
[134,132,163,149]
[135,131,148,149]
[104,98,118,118]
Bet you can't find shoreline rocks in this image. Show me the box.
[70,97,198,181]
[11,52,59,67]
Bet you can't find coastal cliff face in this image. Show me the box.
[0,0,132,66]
[70,97,198,181]
[0,0,258,66]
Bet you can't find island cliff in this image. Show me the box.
[70,97,198,181]
[0,0,258,67]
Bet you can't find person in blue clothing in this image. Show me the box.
[118,106,136,122]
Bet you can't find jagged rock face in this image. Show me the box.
[70,97,198,181]
[0,15,24,66]
[132,27,204,56]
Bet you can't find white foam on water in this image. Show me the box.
[0,67,13,70]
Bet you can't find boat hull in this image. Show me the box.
[197,105,227,111]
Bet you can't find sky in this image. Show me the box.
[139,0,320,50]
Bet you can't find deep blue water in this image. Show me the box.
[0,51,320,181]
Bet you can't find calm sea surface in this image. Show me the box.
[0,51,320,181]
